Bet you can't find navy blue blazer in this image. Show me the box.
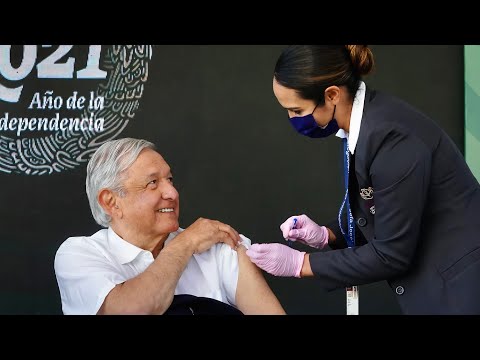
[310,88,480,314]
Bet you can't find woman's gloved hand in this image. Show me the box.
[246,243,306,278]
[280,214,329,249]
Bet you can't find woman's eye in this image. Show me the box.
[148,180,157,186]
[167,177,174,183]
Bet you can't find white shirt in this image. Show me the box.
[335,81,366,154]
[54,227,251,315]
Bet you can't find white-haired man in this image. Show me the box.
[54,138,285,315]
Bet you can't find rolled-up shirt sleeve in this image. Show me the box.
[54,239,126,315]
[215,234,252,306]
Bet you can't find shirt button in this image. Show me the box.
[395,286,405,295]
[357,218,367,227]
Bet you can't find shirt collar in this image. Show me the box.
[335,81,366,155]
[107,227,145,265]
[107,227,180,265]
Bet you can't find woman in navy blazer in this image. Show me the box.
[246,45,480,314]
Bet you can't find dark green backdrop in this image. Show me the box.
[0,45,463,314]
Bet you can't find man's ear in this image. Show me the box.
[98,189,122,219]
[324,86,340,105]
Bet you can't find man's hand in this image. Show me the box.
[246,243,306,278]
[182,217,241,253]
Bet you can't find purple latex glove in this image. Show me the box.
[280,214,329,249]
[246,243,306,278]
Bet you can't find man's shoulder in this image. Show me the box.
[56,228,108,255]
[210,233,252,258]
[169,227,252,256]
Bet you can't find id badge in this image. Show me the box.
[346,286,359,315]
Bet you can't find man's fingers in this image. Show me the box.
[217,222,241,245]
[218,231,237,249]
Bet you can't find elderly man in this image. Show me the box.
[54,138,285,315]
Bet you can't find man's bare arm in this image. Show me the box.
[98,234,196,315]
[98,218,241,315]
[235,245,286,315]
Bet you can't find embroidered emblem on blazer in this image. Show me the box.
[369,206,375,215]
[360,187,374,200]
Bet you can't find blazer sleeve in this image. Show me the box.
[310,128,432,290]
[325,218,367,250]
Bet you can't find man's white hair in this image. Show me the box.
[86,138,156,227]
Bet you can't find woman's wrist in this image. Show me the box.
[300,253,313,277]
[326,227,336,247]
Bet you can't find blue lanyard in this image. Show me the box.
[338,138,355,248]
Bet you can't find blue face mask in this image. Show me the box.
[289,104,338,138]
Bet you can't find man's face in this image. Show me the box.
[116,148,180,240]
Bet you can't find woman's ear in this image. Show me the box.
[98,189,122,219]
[324,86,340,105]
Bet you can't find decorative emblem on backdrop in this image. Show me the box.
[0,45,153,175]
